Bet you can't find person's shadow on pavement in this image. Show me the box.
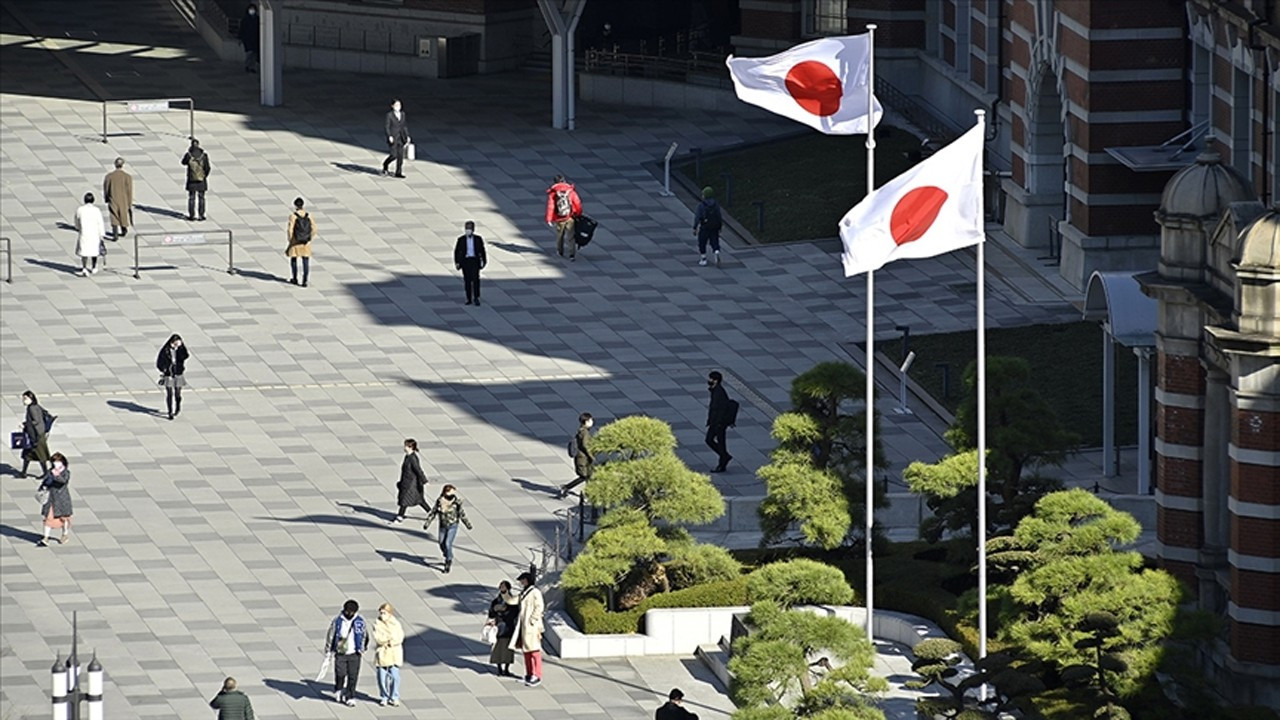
[261,677,327,701]
[107,400,164,417]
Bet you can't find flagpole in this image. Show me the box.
[974,108,988,669]
[863,22,877,643]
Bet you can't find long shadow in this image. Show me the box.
[510,477,560,497]
[261,677,326,701]
[489,241,545,256]
[264,511,528,567]
[234,268,290,285]
[335,502,397,524]
[0,462,28,478]
[132,203,187,220]
[0,524,43,544]
[107,399,163,417]
[332,162,383,176]
[374,548,433,570]
[54,222,76,232]
[25,258,81,276]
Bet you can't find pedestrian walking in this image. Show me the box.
[558,412,594,498]
[36,452,73,547]
[693,186,723,267]
[285,197,315,287]
[18,391,52,479]
[393,438,430,523]
[381,99,410,178]
[181,139,211,221]
[705,371,737,473]
[656,688,699,720]
[510,571,545,687]
[73,192,106,277]
[156,334,189,420]
[102,157,133,239]
[424,484,473,573]
[453,220,486,306]
[371,603,404,707]
[209,677,255,720]
[486,581,520,676]
[322,599,368,706]
[545,174,582,260]
[238,3,259,73]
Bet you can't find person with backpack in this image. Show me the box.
[693,186,723,267]
[285,197,316,287]
[181,139,211,221]
[545,174,582,261]
[706,371,737,473]
[18,390,53,478]
[559,412,594,499]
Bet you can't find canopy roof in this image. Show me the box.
[1082,271,1157,348]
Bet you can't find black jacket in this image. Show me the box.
[156,344,190,376]
[397,452,429,507]
[385,111,409,145]
[454,234,486,267]
[707,383,731,427]
[23,403,48,442]
[656,701,699,720]
[238,10,259,51]
[181,148,211,191]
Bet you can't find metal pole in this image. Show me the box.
[69,612,80,720]
[227,230,234,274]
[101,102,107,144]
[133,233,140,279]
[188,98,194,141]
[661,142,678,196]
[1102,329,1116,477]
[2,237,11,283]
[863,23,876,642]
[577,492,585,543]
[975,108,989,677]
[566,0,585,131]
[720,172,732,206]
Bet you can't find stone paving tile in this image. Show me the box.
[0,1,1085,718]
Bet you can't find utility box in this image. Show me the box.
[436,33,479,78]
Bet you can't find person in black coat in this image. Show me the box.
[238,3,259,73]
[156,333,190,420]
[393,439,430,522]
[705,371,733,473]
[655,688,699,720]
[381,99,410,178]
[453,221,487,306]
[486,581,519,676]
[181,139,211,221]
[18,390,52,478]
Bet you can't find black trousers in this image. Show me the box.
[460,259,481,301]
[397,500,430,518]
[334,653,361,698]
[383,141,405,175]
[187,190,205,218]
[706,424,730,466]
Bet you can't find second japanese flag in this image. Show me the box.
[840,122,986,276]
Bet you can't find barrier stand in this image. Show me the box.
[0,236,11,283]
[659,142,678,197]
[101,97,195,143]
[133,229,235,279]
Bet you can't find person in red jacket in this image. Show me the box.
[545,175,582,261]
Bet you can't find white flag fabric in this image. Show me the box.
[840,122,985,276]
[726,35,883,135]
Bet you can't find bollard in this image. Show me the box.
[719,172,732,206]
[690,147,702,181]
[751,201,765,232]
[577,492,586,543]
[935,363,951,401]
[895,351,916,415]
[660,142,678,197]
[86,653,103,720]
[51,653,68,720]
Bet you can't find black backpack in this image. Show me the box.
[702,200,723,231]
[293,213,313,243]
[725,399,740,427]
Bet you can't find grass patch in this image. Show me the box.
[880,321,1139,448]
[676,127,921,243]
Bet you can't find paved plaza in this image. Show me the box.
[0,2,1086,718]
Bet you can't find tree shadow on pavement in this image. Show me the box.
[402,625,493,674]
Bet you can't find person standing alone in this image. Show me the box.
[285,197,315,287]
[103,157,133,239]
[156,334,190,420]
[382,99,410,178]
[693,186,723,267]
[705,371,736,473]
[323,599,368,706]
[453,220,486,306]
[181,139,211,221]
[73,192,106,276]
[238,3,259,73]
[545,175,582,261]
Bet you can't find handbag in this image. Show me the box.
[481,621,498,645]
[35,487,49,506]
[11,431,29,450]
[314,652,332,682]
[405,142,416,161]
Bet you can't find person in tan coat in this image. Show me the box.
[509,572,546,686]
[285,197,315,286]
[103,157,133,238]
[372,603,405,707]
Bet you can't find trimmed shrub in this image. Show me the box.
[746,558,854,608]
[565,577,749,635]
[665,542,743,590]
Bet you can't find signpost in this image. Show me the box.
[101,97,195,143]
[133,229,235,278]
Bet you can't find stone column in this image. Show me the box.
[1153,341,1207,594]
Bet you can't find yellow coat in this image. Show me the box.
[372,614,405,668]
[285,210,315,258]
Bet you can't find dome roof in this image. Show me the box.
[1237,205,1280,271]
[1158,149,1255,219]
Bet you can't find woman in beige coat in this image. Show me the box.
[371,603,405,706]
[285,197,315,286]
[509,571,545,687]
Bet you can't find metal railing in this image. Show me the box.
[873,76,962,145]
[133,229,235,279]
[584,48,731,88]
[527,506,578,579]
[102,97,195,143]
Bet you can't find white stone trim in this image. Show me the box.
[1156,437,1204,461]
[1156,541,1200,563]
[1064,99,1183,123]
[1057,13,1183,42]
[1065,184,1164,206]
[1229,496,1280,520]
[1233,394,1280,413]
[1156,387,1206,409]
[1061,56,1183,83]
[1229,602,1280,626]
[1230,549,1280,573]
[1231,444,1280,467]
[1156,489,1204,512]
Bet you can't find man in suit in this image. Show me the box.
[382,99,410,178]
[454,220,486,306]
[655,688,699,720]
[706,371,734,473]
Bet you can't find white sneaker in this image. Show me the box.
[78,268,88,277]
[90,265,100,274]
[698,257,708,266]
[714,252,721,267]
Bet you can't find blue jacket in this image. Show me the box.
[325,614,368,655]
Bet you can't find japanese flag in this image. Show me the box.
[726,34,883,135]
[841,122,986,276]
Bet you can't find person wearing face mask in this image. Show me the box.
[453,220,487,306]
[17,390,53,478]
[509,571,545,686]
[486,581,520,676]
[559,412,595,499]
[37,452,73,547]
[382,99,410,178]
[371,603,405,707]
[423,484,473,573]
[238,3,259,73]
[705,371,736,473]
[156,333,190,420]
[393,438,430,523]
[322,599,368,706]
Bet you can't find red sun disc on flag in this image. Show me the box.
[890,187,949,246]
[784,61,842,117]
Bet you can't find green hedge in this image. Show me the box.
[566,576,750,635]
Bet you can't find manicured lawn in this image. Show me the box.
[676,127,921,243]
[880,321,1139,448]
